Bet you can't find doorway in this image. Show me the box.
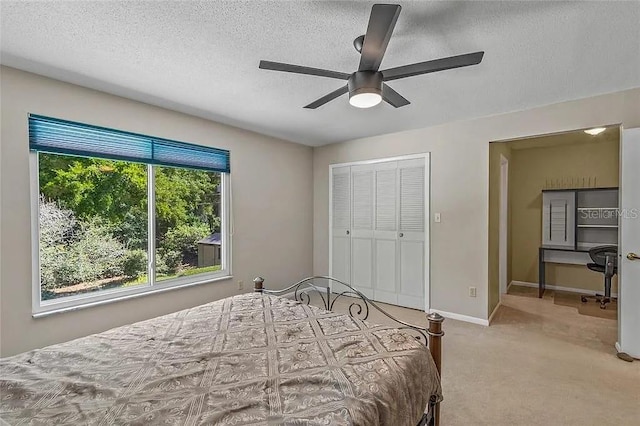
[499,154,509,298]
[488,125,622,348]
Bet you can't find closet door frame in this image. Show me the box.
[329,153,431,311]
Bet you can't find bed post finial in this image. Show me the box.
[253,277,264,293]
[426,312,444,374]
[427,312,444,426]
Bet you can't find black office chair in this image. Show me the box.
[581,245,618,309]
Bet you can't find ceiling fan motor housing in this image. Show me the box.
[348,71,383,100]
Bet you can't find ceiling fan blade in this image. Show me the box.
[259,60,350,80]
[382,84,410,108]
[304,85,349,109]
[381,51,485,81]
[358,4,401,71]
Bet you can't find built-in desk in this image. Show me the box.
[538,246,592,297]
[538,188,619,297]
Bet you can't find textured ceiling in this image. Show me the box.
[1,1,639,146]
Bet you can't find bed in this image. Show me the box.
[0,276,444,425]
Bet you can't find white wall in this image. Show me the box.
[0,66,313,357]
[313,88,640,321]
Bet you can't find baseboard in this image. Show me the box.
[488,301,501,325]
[429,309,489,326]
[510,280,619,298]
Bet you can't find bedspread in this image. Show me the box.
[0,293,441,425]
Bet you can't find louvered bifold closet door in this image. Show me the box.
[331,166,351,284]
[330,156,428,311]
[373,161,400,305]
[350,164,375,298]
[398,159,426,310]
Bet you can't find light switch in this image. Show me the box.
[434,213,441,223]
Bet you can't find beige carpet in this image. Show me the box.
[308,291,640,425]
[508,285,618,320]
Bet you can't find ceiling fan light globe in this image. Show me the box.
[349,92,382,108]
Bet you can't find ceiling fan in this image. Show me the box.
[259,3,484,109]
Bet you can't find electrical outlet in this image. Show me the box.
[469,287,477,297]
[434,213,441,223]
[238,280,244,290]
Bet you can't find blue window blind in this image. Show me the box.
[28,114,230,173]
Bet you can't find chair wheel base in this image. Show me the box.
[580,294,613,309]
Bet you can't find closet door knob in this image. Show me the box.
[346,230,350,235]
[628,252,640,261]
[399,233,404,237]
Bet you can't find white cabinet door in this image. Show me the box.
[374,161,399,305]
[542,191,576,248]
[331,166,351,284]
[398,159,426,310]
[351,164,375,298]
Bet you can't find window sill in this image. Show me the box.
[32,274,233,318]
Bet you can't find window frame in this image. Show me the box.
[30,152,232,317]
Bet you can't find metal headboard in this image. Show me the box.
[253,276,442,348]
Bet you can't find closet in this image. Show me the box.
[330,154,429,310]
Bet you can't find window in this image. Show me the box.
[30,115,230,315]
